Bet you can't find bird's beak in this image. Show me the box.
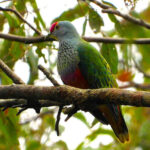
[46,32,58,40]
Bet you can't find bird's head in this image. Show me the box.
[49,21,80,41]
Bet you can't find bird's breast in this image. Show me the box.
[57,41,88,89]
[61,67,89,89]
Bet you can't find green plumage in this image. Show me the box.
[78,40,118,89]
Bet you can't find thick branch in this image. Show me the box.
[0,85,150,108]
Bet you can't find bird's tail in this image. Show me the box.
[90,104,129,143]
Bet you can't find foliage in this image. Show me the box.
[0,0,150,150]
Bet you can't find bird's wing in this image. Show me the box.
[77,40,117,89]
[77,41,129,143]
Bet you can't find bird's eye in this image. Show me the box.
[56,25,59,30]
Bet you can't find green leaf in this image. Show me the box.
[35,43,47,62]
[0,14,5,31]
[102,0,117,8]
[26,140,41,150]
[108,14,124,36]
[26,50,39,84]
[82,17,88,36]
[89,8,104,33]
[138,45,150,71]
[76,142,84,150]
[29,0,46,29]
[52,2,89,22]
[91,118,99,128]
[3,12,20,28]
[14,0,26,12]
[139,120,150,149]
[51,140,68,150]
[74,112,90,128]
[0,110,19,148]
[101,44,118,74]
[86,128,114,142]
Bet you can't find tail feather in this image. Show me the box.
[90,104,129,143]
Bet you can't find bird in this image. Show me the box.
[49,21,129,143]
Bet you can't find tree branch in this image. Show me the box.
[90,0,150,30]
[0,59,24,84]
[0,7,42,35]
[0,85,150,109]
[38,65,60,86]
[102,9,150,30]
[1,32,150,44]
[0,33,55,43]
[120,82,150,90]
[89,0,110,9]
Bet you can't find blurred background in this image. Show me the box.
[0,0,150,149]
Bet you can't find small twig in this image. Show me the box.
[17,107,28,115]
[0,59,24,84]
[55,106,63,136]
[64,105,79,121]
[38,65,60,86]
[89,0,150,30]
[102,9,150,30]
[89,0,110,9]
[120,82,150,90]
[0,7,41,35]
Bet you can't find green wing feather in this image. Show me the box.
[77,40,129,143]
[77,40,117,89]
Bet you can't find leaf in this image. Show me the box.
[51,140,68,150]
[89,8,104,33]
[76,142,84,150]
[26,140,41,150]
[82,17,88,36]
[101,44,118,74]
[29,0,46,29]
[74,112,90,128]
[26,50,39,84]
[0,14,5,31]
[91,118,98,128]
[3,12,20,28]
[35,43,47,63]
[52,2,89,23]
[139,120,150,149]
[14,0,26,12]
[102,0,117,9]
[108,14,124,36]
[86,128,114,142]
